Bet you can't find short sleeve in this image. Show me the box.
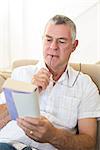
[78,75,100,119]
[11,65,37,83]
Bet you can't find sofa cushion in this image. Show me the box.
[0,75,5,93]
[12,59,38,70]
[0,71,11,93]
[70,63,100,92]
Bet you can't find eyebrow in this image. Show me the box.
[45,34,52,39]
[45,34,68,41]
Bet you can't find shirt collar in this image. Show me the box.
[57,65,69,83]
[67,64,80,87]
[53,64,80,87]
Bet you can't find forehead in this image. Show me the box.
[44,23,72,38]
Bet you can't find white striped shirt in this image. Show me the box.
[1,61,100,150]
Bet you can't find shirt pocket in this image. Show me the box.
[53,96,80,129]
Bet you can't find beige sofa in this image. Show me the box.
[0,59,100,150]
[0,71,11,93]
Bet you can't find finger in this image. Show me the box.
[39,68,51,77]
[35,76,50,87]
[17,118,27,132]
[32,75,50,91]
[40,74,50,83]
[27,130,40,142]
[21,116,42,126]
[32,68,51,82]
[34,79,49,91]
[17,118,39,139]
[32,72,50,85]
[20,116,46,129]
[32,68,51,89]
[17,118,41,141]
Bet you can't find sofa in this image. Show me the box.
[0,59,100,150]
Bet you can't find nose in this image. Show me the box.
[50,40,58,50]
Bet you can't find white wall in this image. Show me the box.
[0,0,99,69]
[70,2,100,64]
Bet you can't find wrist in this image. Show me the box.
[48,127,60,144]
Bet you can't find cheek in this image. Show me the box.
[43,44,49,53]
[43,46,50,60]
[60,50,71,62]
[63,45,73,56]
[43,45,47,55]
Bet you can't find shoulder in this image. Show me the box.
[11,65,38,82]
[69,66,100,119]
[12,65,37,74]
[69,66,99,94]
[11,61,45,82]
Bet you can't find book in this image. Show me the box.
[3,78,40,120]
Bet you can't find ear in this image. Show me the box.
[72,40,78,52]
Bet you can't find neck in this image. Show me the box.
[46,64,67,81]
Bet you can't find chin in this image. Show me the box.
[46,62,56,71]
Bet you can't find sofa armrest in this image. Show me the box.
[12,59,38,70]
[0,76,5,93]
[0,71,11,93]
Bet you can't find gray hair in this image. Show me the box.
[47,15,76,41]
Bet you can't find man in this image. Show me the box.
[0,14,100,150]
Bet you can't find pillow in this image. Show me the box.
[0,75,5,93]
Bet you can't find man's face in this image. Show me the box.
[43,23,78,72]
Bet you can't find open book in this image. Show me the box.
[3,78,40,120]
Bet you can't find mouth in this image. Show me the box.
[47,54,59,58]
[45,54,59,70]
[47,54,59,67]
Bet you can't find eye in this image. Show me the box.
[58,39,67,44]
[47,38,52,42]
[44,37,52,42]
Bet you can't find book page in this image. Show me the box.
[12,90,40,117]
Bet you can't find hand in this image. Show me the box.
[32,68,51,92]
[0,104,11,128]
[17,116,57,143]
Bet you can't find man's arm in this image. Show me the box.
[0,104,11,128]
[49,118,96,150]
[17,117,97,150]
